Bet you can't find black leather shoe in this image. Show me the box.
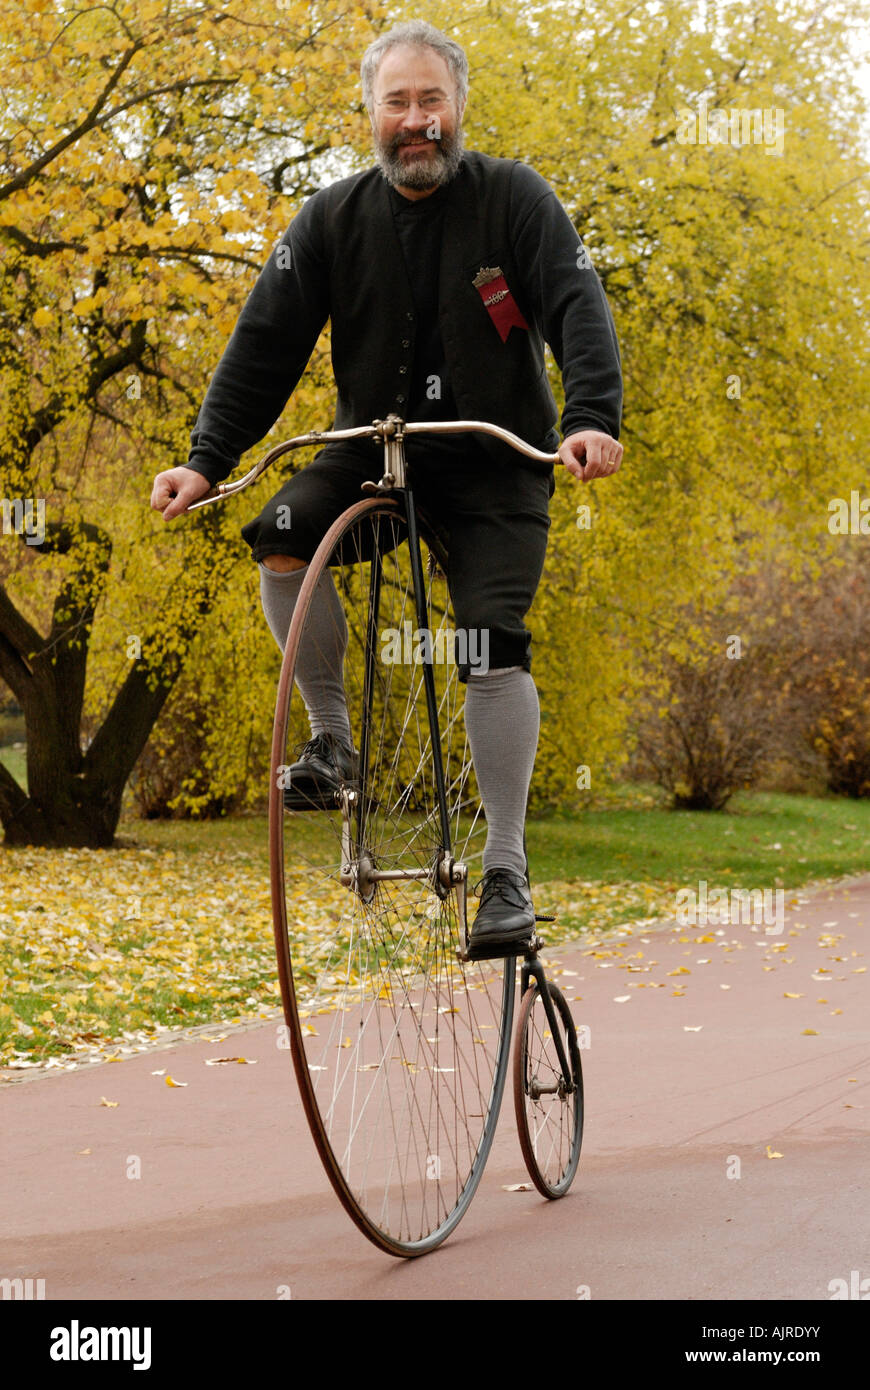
[282,733,358,811]
[467,868,536,960]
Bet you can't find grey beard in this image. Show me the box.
[374,124,465,191]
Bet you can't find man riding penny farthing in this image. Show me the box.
[150,19,623,1254]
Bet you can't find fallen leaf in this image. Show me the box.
[766,1145,783,1159]
[613,995,630,1003]
[204,1056,258,1065]
[783,992,804,999]
[801,1029,819,1036]
[683,1025,702,1032]
[165,1075,188,1087]
[151,1069,166,1075]
[99,1096,118,1107]
[502,1183,534,1192]
[77,1148,91,1155]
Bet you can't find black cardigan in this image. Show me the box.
[187,150,623,484]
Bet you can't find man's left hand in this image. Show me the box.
[559,429,623,481]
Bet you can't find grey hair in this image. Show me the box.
[360,20,468,115]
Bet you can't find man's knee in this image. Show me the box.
[261,554,307,572]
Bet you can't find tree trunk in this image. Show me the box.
[0,513,222,848]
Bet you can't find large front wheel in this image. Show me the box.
[269,495,515,1256]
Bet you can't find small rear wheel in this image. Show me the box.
[513,979,583,1198]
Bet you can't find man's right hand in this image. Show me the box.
[150,466,215,521]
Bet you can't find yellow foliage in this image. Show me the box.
[0,0,868,833]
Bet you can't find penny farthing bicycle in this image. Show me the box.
[190,415,583,1255]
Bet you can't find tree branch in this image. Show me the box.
[0,39,145,202]
[0,583,42,676]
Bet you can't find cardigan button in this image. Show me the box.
[398,366,407,375]
[396,393,406,403]
[401,339,410,348]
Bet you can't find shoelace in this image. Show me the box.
[473,869,529,908]
[293,734,334,762]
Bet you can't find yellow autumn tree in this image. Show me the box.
[0,0,386,844]
[130,0,870,819]
[2,0,868,843]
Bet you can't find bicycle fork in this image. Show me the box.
[337,490,467,934]
[519,953,577,1098]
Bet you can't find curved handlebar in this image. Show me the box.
[186,417,562,511]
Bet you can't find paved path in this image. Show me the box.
[2,876,867,1300]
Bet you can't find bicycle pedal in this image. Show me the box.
[458,934,538,963]
[534,914,556,922]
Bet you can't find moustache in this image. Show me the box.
[393,131,443,148]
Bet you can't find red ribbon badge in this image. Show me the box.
[472,265,529,342]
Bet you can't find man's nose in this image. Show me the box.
[398,100,431,127]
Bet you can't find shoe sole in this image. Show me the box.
[465,931,536,962]
[283,781,362,812]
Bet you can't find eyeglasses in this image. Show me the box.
[376,96,451,114]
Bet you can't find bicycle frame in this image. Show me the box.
[190,413,562,957]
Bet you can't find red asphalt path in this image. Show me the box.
[1,876,868,1300]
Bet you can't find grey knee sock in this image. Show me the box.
[464,666,539,879]
[258,563,352,746]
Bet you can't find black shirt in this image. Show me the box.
[387,179,488,462]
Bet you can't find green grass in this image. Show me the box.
[117,787,870,892]
[0,745,26,791]
[524,789,870,889]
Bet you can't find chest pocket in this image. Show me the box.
[462,251,532,343]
